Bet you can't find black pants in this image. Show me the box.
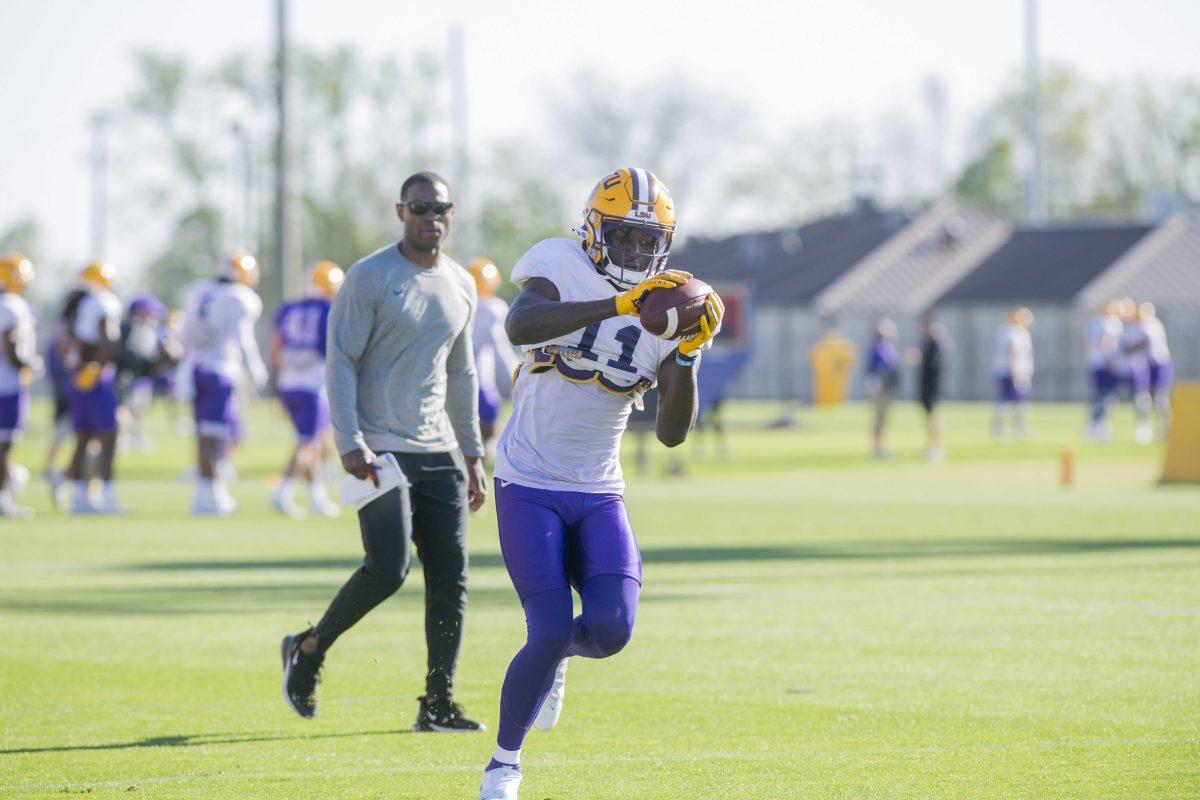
[313,451,469,702]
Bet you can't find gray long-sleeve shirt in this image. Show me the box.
[326,242,485,459]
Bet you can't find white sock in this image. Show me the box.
[276,477,295,501]
[308,481,330,503]
[492,745,520,766]
[102,481,117,502]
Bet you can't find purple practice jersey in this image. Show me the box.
[274,298,331,392]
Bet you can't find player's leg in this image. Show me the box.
[281,478,414,718]
[1151,360,1173,436]
[530,494,642,734]
[272,390,308,519]
[304,390,338,516]
[1131,365,1153,444]
[92,376,122,514]
[408,451,483,730]
[478,385,501,467]
[191,369,237,514]
[992,376,1009,439]
[481,481,572,795]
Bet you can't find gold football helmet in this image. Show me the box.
[576,167,676,290]
[80,260,116,290]
[467,257,502,298]
[218,252,260,287]
[307,260,345,299]
[0,252,34,295]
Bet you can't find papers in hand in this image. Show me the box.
[338,453,410,510]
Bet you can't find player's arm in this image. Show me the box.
[267,329,283,374]
[326,266,379,480]
[445,310,488,512]
[655,292,723,447]
[655,354,698,448]
[505,270,692,345]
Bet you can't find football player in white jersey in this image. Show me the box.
[991,306,1034,440]
[67,261,125,514]
[180,253,269,515]
[0,253,41,518]
[467,257,519,466]
[1139,302,1173,438]
[268,260,344,518]
[1118,300,1154,444]
[1084,300,1123,441]
[476,168,723,800]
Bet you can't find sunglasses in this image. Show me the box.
[402,201,455,216]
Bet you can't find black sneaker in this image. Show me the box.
[411,695,486,732]
[280,630,323,719]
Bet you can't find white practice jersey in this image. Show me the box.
[0,292,36,395]
[993,323,1033,382]
[1118,321,1149,374]
[1085,315,1122,370]
[494,238,677,493]
[1142,317,1171,364]
[472,295,519,394]
[181,279,268,385]
[74,289,122,345]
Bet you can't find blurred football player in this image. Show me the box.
[0,253,41,518]
[475,167,723,800]
[116,295,179,452]
[1139,302,1172,438]
[41,284,89,507]
[991,306,1034,440]
[66,261,125,514]
[180,252,268,515]
[268,260,344,519]
[909,313,947,461]
[1117,299,1153,444]
[1084,300,1123,441]
[468,258,519,466]
[864,318,899,459]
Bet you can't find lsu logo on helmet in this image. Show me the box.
[576,167,676,290]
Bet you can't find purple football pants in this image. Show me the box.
[493,479,642,752]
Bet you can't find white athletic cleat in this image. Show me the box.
[309,493,341,518]
[70,484,97,515]
[271,493,307,520]
[477,765,522,800]
[534,658,569,732]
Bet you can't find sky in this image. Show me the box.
[2,0,1199,271]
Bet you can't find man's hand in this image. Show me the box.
[678,292,725,358]
[341,446,379,487]
[465,455,487,512]
[614,269,692,316]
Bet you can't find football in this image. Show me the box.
[639,277,713,341]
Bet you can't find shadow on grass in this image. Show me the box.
[121,536,1200,574]
[0,728,409,755]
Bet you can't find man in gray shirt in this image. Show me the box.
[281,171,488,732]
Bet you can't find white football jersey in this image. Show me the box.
[73,289,122,345]
[181,279,267,384]
[0,292,36,395]
[1142,317,1171,364]
[993,323,1033,382]
[1085,315,1122,369]
[494,238,677,493]
[472,295,518,394]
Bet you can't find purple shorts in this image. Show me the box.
[996,374,1029,403]
[69,374,118,433]
[1091,367,1117,398]
[495,479,642,602]
[192,367,237,438]
[1149,360,1174,397]
[0,391,29,442]
[478,385,501,425]
[279,388,330,443]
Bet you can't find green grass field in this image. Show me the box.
[1,399,1197,799]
